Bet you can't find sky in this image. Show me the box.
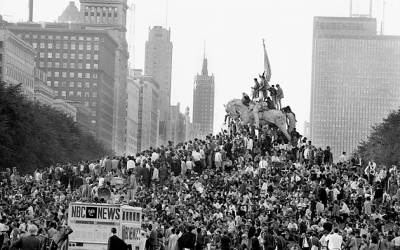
[1,0,400,135]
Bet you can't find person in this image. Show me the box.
[252,78,260,100]
[242,93,251,106]
[325,228,342,250]
[10,224,41,250]
[268,85,277,108]
[220,230,231,250]
[52,225,73,250]
[167,228,179,250]
[276,84,284,110]
[148,224,158,250]
[346,231,357,250]
[338,152,347,163]
[178,226,196,250]
[263,229,276,250]
[108,227,129,250]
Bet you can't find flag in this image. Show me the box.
[263,39,272,82]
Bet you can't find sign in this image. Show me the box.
[70,205,121,221]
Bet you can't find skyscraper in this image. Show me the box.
[144,26,173,145]
[79,0,129,155]
[310,16,400,158]
[193,56,215,135]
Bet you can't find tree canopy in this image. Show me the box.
[0,82,113,173]
[357,108,400,166]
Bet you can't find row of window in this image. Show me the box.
[47,81,98,88]
[45,71,98,79]
[53,90,97,98]
[20,34,100,42]
[38,61,99,70]
[33,42,100,51]
[40,52,99,60]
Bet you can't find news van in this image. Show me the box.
[68,202,146,250]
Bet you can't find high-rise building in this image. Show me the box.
[167,103,186,145]
[125,73,141,156]
[0,27,36,99]
[144,26,173,145]
[184,107,203,142]
[79,0,129,155]
[310,16,400,158]
[134,69,160,152]
[193,56,215,135]
[8,23,118,150]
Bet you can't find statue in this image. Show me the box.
[225,98,296,141]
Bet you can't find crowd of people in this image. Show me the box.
[2,118,400,250]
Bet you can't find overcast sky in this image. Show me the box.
[1,0,400,134]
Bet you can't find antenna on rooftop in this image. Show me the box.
[381,0,386,35]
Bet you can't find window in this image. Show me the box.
[61,91,66,97]
[71,54,75,59]
[39,52,44,58]
[69,91,74,97]
[94,44,99,50]
[69,82,75,87]
[78,63,83,69]
[71,43,76,50]
[79,43,84,50]
[78,54,83,59]
[62,63,67,68]
[63,53,68,59]
[86,54,91,60]
[39,62,44,67]
[56,43,61,49]
[92,101,97,107]
[32,43,37,48]
[94,54,98,60]
[84,101,89,107]
[93,64,98,69]
[54,90,59,96]
[92,111,97,116]
[63,44,68,50]
[63,36,68,40]
[93,82,98,88]
[47,81,51,86]
[77,73,82,78]
[54,72,60,77]
[86,63,91,69]
[47,62,52,67]
[62,72,67,78]
[54,62,60,68]
[55,53,60,58]
[85,73,90,78]
[62,81,67,87]
[47,71,52,77]
[48,43,53,49]
[40,43,45,49]
[77,91,82,97]
[86,44,92,50]
[85,82,90,88]
[91,120,96,124]
[92,92,97,98]
[85,92,90,97]
[47,53,53,58]
[93,73,98,79]
[77,82,82,88]
[70,72,75,78]
[70,63,75,68]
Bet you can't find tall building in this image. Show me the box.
[184,107,203,142]
[193,56,215,135]
[144,26,173,145]
[79,0,129,155]
[58,1,81,23]
[134,70,160,152]
[0,27,36,99]
[310,16,400,158]
[125,74,141,156]
[8,23,118,150]
[167,103,186,145]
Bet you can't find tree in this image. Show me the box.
[357,108,400,166]
[0,82,114,173]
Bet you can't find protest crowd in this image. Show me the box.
[1,77,400,250]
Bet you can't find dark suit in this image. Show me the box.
[108,235,128,250]
[10,235,41,250]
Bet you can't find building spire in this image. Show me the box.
[202,40,208,76]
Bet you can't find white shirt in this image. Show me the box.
[247,139,253,150]
[192,151,202,161]
[214,152,222,162]
[326,233,343,250]
[127,160,135,170]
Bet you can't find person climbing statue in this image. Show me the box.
[252,78,260,100]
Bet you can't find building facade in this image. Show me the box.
[134,70,159,152]
[53,98,77,121]
[310,16,400,158]
[144,26,173,145]
[79,0,130,155]
[167,103,185,145]
[0,27,36,99]
[34,67,54,106]
[193,56,215,135]
[8,23,118,150]
[125,75,140,156]
[184,107,203,142]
